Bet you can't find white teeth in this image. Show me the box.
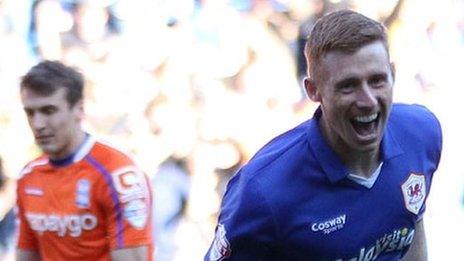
[354,113,378,123]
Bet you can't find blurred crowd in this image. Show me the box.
[1,0,464,260]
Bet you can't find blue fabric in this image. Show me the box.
[0,209,16,253]
[205,103,442,260]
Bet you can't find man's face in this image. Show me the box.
[307,41,394,155]
[21,88,83,159]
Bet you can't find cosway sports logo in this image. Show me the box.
[310,214,346,234]
[335,227,415,261]
[25,212,98,237]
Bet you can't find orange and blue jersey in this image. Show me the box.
[17,134,153,260]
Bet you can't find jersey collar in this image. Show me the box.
[49,133,96,167]
[307,106,404,184]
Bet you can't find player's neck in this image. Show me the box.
[49,130,87,161]
[342,149,380,178]
[318,115,381,178]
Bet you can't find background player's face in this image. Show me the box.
[21,87,83,159]
[310,41,394,155]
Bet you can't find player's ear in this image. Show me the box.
[304,77,321,102]
[73,99,85,120]
[390,62,396,83]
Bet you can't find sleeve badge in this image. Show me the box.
[209,224,231,261]
[401,173,426,215]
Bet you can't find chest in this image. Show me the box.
[274,160,431,260]
[19,164,105,239]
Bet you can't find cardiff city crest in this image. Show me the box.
[401,173,426,215]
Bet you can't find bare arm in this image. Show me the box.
[402,219,427,261]
[111,245,149,261]
[17,249,41,261]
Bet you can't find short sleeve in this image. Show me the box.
[415,106,443,221]
[205,174,277,261]
[98,165,153,250]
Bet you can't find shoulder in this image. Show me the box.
[388,103,442,160]
[217,120,318,243]
[389,103,442,142]
[224,119,313,203]
[85,140,148,194]
[237,119,311,182]
[390,103,440,126]
[86,140,139,173]
[18,155,49,181]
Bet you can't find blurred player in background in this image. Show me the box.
[0,156,16,260]
[206,9,442,260]
[16,60,153,260]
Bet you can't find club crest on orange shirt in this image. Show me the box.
[76,179,91,208]
[401,173,426,215]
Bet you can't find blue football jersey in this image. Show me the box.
[205,104,442,261]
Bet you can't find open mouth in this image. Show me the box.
[350,113,379,137]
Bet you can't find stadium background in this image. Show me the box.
[0,0,463,260]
